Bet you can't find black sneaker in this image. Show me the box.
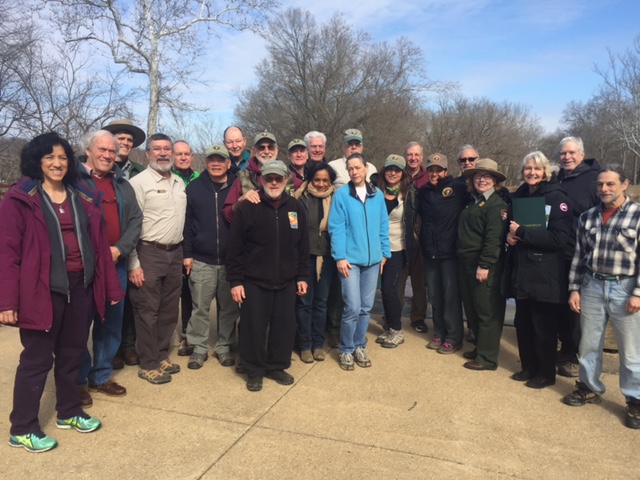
[412,321,429,333]
[563,381,601,406]
[266,369,294,385]
[626,401,640,429]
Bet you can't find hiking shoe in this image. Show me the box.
[217,352,235,367]
[353,347,372,368]
[138,368,172,384]
[381,328,405,348]
[339,352,354,371]
[188,352,208,370]
[177,338,194,356]
[300,350,314,363]
[375,330,390,344]
[56,414,102,433]
[427,338,442,350]
[437,342,460,355]
[266,369,294,385]
[563,381,602,406]
[626,401,640,429]
[9,431,57,453]
[312,349,325,361]
[412,321,429,333]
[160,359,180,374]
[558,361,579,378]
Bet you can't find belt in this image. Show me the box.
[586,268,632,282]
[140,240,181,252]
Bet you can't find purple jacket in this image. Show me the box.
[0,178,124,331]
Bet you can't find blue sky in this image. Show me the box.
[166,0,640,138]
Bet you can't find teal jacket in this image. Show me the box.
[329,182,390,267]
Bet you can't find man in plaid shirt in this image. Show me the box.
[564,164,640,429]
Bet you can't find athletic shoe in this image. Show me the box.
[381,328,404,348]
[56,414,102,433]
[412,321,429,333]
[437,342,461,355]
[339,352,354,371]
[138,368,171,385]
[9,431,57,453]
[353,347,372,368]
[563,381,601,406]
[375,331,390,344]
[426,337,442,350]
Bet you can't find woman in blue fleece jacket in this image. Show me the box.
[329,154,390,371]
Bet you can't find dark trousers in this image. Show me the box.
[515,299,559,380]
[129,243,183,370]
[558,260,580,362]
[120,290,137,353]
[180,266,193,335]
[424,256,464,346]
[239,281,296,378]
[296,255,334,351]
[326,269,344,336]
[458,260,506,369]
[398,247,428,323]
[381,251,406,331]
[10,272,92,435]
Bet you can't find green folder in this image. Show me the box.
[512,197,546,231]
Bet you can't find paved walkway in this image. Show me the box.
[0,301,637,479]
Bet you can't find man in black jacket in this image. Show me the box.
[226,160,309,392]
[557,136,600,378]
[182,145,239,370]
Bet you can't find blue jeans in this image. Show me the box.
[339,263,379,354]
[296,255,335,351]
[579,273,640,401]
[78,258,127,386]
[424,257,463,346]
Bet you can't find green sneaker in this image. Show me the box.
[9,431,58,453]
[56,414,102,433]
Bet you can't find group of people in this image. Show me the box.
[2,122,640,454]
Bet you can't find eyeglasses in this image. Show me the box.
[459,157,477,163]
[473,173,493,181]
[263,175,284,184]
[256,144,276,152]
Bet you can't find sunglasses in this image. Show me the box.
[256,144,276,152]
[459,157,478,163]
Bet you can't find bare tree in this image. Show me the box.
[235,8,447,165]
[47,0,278,136]
[593,35,640,182]
[419,94,544,185]
[11,43,134,145]
[0,0,37,139]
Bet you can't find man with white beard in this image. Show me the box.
[226,160,309,392]
[223,131,281,222]
[128,134,187,385]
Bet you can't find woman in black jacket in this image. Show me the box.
[506,151,572,389]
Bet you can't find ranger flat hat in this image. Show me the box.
[463,158,506,182]
[102,119,146,148]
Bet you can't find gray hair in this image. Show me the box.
[558,136,584,154]
[522,151,553,182]
[82,130,119,156]
[404,141,423,156]
[304,131,326,146]
[599,163,628,183]
[457,144,479,159]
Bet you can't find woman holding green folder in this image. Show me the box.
[506,151,572,388]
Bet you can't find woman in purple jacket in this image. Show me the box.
[0,132,123,453]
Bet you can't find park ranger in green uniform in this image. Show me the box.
[457,158,509,371]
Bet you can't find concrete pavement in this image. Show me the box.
[0,300,638,479]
